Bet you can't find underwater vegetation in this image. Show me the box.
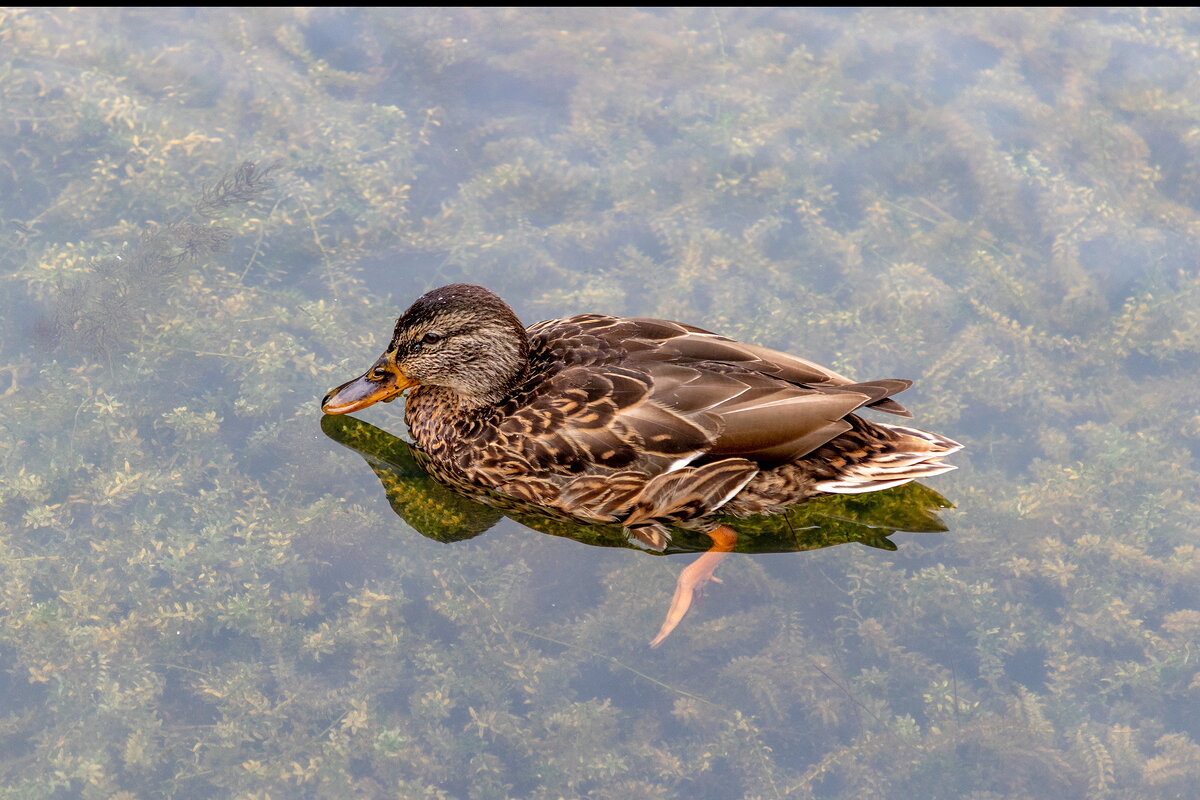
[0,6,1198,798]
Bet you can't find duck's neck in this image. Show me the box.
[451,317,530,408]
[404,384,508,457]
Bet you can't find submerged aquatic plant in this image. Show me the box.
[0,6,1198,799]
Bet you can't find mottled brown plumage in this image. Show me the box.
[322,283,961,546]
[322,283,961,644]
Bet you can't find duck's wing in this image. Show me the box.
[638,359,888,464]
[483,355,756,534]
[625,317,913,417]
[494,314,923,567]
[496,315,911,483]
[531,314,910,412]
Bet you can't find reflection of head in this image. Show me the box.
[322,414,500,543]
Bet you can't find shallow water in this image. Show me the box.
[2,8,1199,799]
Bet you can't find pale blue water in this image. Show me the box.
[1,8,1198,799]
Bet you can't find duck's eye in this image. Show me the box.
[421,332,443,345]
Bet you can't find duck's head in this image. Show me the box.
[321,283,529,414]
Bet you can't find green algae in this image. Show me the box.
[0,7,1198,799]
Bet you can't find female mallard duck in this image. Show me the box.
[322,284,961,644]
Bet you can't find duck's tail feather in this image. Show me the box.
[814,424,962,495]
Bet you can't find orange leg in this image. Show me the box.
[649,524,738,647]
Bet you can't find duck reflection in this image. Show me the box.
[321,415,954,645]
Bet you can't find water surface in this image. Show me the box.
[2,8,1199,799]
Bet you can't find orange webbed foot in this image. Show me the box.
[649,525,737,647]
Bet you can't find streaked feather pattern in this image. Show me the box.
[324,285,960,549]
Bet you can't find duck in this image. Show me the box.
[321,283,961,645]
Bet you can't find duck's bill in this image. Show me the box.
[321,363,415,415]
